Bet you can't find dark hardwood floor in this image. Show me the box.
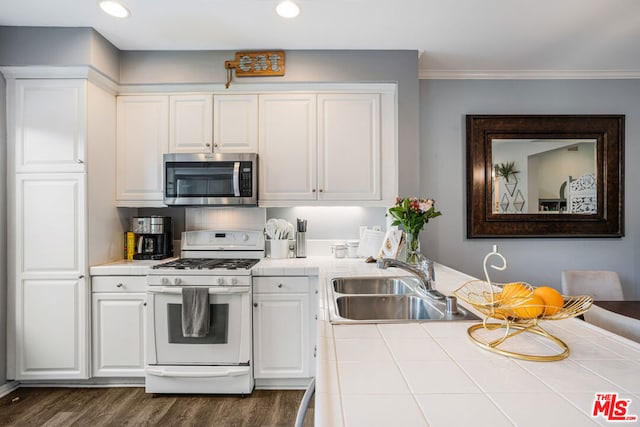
[0,387,314,426]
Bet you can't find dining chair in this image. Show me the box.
[561,270,624,300]
[584,305,640,343]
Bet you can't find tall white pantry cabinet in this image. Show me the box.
[5,72,122,380]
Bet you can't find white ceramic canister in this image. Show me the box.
[332,242,347,258]
[346,240,359,258]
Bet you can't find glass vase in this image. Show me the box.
[404,231,422,265]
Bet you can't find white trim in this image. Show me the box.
[0,381,20,399]
[0,65,92,79]
[117,82,398,95]
[0,66,119,93]
[419,68,640,80]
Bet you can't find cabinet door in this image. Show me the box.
[258,94,317,201]
[16,278,88,379]
[116,96,169,206]
[253,292,310,379]
[318,94,381,200]
[213,94,258,153]
[12,79,86,173]
[15,173,86,277]
[92,293,146,377]
[169,94,213,153]
[13,173,88,380]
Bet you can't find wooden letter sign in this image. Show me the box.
[225,51,285,88]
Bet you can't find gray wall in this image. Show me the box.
[420,79,639,298]
[0,72,7,385]
[0,26,120,82]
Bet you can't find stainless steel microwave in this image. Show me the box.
[163,153,258,206]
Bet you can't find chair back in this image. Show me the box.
[561,270,624,300]
[584,305,640,343]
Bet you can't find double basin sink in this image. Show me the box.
[327,276,479,324]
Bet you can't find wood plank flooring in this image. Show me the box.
[0,387,314,426]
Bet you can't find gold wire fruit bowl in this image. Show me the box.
[453,246,593,362]
[453,279,593,323]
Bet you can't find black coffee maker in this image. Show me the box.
[130,216,173,260]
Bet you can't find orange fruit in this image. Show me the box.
[534,286,564,316]
[500,282,532,304]
[511,294,545,319]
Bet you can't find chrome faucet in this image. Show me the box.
[376,257,445,300]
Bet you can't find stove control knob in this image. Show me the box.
[231,277,238,285]
[161,277,170,285]
[173,278,182,286]
[217,277,225,285]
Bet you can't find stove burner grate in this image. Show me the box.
[153,258,259,270]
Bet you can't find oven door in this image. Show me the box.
[146,286,251,366]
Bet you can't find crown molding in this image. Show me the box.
[419,68,640,80]
[0,65,119,93]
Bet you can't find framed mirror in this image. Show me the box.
[466,115,624,238]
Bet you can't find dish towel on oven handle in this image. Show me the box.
[182,287,210,337]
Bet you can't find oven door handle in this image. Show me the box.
[147,286,250,295]
[145,367,248,378]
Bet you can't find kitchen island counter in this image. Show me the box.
[288,257,640,427]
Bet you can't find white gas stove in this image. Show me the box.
[145,229,264,395]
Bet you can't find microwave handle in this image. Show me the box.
[233,161,240,197]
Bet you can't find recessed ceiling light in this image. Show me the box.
[276,0,300,18]
[99,1,130,18]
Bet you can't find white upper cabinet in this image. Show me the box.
[258,90,392,206]
[317,93,381,201]
[214,94,258,153]
[116,95,169,206]
[12,79,87,173]
[169,94,213,153]
[258,94,318,201]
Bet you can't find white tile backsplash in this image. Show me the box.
[185,207,266,231]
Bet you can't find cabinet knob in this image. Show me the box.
[277,283,283,288]
[77,159,84,164]
[214,144,219,147]
[117,283,124,288]
[205,143,211,147]
[143,302,147,306]
[253,303,258,307]
[312,189,316,193]
[78,275,85,279]
[319,189,324,192]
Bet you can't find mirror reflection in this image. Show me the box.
[491,139,597,214]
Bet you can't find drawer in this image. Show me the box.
[92,275,146,292]
[253,276,309,293]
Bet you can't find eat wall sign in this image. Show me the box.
[225,51,285,88]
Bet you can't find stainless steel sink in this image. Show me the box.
[332,277,414,295]
[327,275,480,324]
[335,295,440,320]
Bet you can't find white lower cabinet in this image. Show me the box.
[17,278,88,379]
[252,276,316,387]
[91,276,146,377]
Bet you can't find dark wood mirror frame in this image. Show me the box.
[466,115,624,238]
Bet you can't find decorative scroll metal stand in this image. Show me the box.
[454,245,593,362]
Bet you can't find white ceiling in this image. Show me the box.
[2,0,640,78]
